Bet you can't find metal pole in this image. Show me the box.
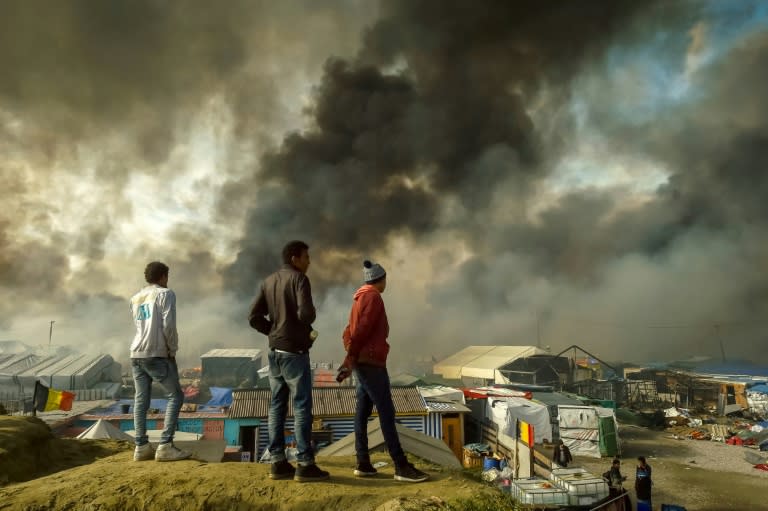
[714,324,726,363]
[48,320,55,349]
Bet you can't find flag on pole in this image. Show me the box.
[34,381,75,412]
[517,419,534,447]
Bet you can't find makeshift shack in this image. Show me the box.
[488,396,553,444]
[558,404,620,458]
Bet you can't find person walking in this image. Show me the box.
[130,261,191,462]
[337,260,429,483]
[248,240,329,482]
[635,456,653,511]
[552,439,573,468]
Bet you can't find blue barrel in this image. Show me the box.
[483,456,501,470]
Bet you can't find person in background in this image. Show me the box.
[552,439,573,468]
[337,260,429,483]
[635,455,653,510]
[603,458,627,494]
[248,240,329,482]
[130,261,191,462]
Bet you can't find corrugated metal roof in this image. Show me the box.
[3,353,113,378]
[81,412,227,420]
[318,422,462,469]
[424,400,471,413]
[200,348,262,359]
[531,391,583,407]
[434,345,546,379]
[228,385,427,418]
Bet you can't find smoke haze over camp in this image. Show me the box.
[1,1,766,371]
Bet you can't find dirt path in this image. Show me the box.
[572,426,768,511]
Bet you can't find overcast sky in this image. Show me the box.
[1,1,767,372]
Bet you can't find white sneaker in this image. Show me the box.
[133,443,155,462]
[154,442,192,462]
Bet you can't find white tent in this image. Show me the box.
[485,396,553,444]
[76,419,133,441]
[434,345,546,381]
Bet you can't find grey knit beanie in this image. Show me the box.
[362,260,386,284]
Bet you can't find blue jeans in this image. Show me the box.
[354,364,407,467]
[131,357,183,446]
[267,350,314,465]
[636,499,652,511]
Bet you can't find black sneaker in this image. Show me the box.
[269,460,296,480]
[394,462,428,483]
[354,461,378,477]
[294,463,330,482]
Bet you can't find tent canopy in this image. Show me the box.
[486,396,553,444]
[76,419,133,441]
[434,346,546,380]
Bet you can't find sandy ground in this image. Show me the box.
[568,425,768,511]
[3,416,768,510]
[0,417,496,511]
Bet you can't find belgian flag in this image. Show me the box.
[517,419,534,447]
[34,381,75,412]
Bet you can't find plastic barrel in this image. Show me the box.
[483,456,501,470]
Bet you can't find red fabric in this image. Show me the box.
[59,391,75,411]
[342,285,390,367]
[754,464,768,471]
[462,388,532,400]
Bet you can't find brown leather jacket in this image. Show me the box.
[248,265,316,353]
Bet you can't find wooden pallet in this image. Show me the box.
[708,424,730,442]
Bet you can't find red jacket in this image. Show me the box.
[342,284,390,367]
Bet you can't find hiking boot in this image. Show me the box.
[269,459,296,480]
[133,443,154,462]
[354,461,378,477]
[154,442,192,462]
[394,462,428,483]
[294,463,330,482]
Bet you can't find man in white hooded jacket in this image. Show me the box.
[129,261,190,462]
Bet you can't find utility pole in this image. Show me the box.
[536,313,541,348]
[48,320,55,349]
[714,324,726,363]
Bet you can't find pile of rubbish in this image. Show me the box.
[663,406,768,472]
[664,406,768,450]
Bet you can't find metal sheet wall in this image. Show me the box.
[254,415,431,461]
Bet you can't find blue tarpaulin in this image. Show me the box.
[749,383,768,394]
[206,387,233,407]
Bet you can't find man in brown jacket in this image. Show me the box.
[338,259,428,483]
[249,240,329,482]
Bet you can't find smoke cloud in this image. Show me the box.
[1,1,766,372]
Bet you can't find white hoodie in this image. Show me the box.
[129,284,178,358]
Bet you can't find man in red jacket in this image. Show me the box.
[338,260,428,483]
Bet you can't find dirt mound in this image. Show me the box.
[0,416,129,485]
[0,417,498,511]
